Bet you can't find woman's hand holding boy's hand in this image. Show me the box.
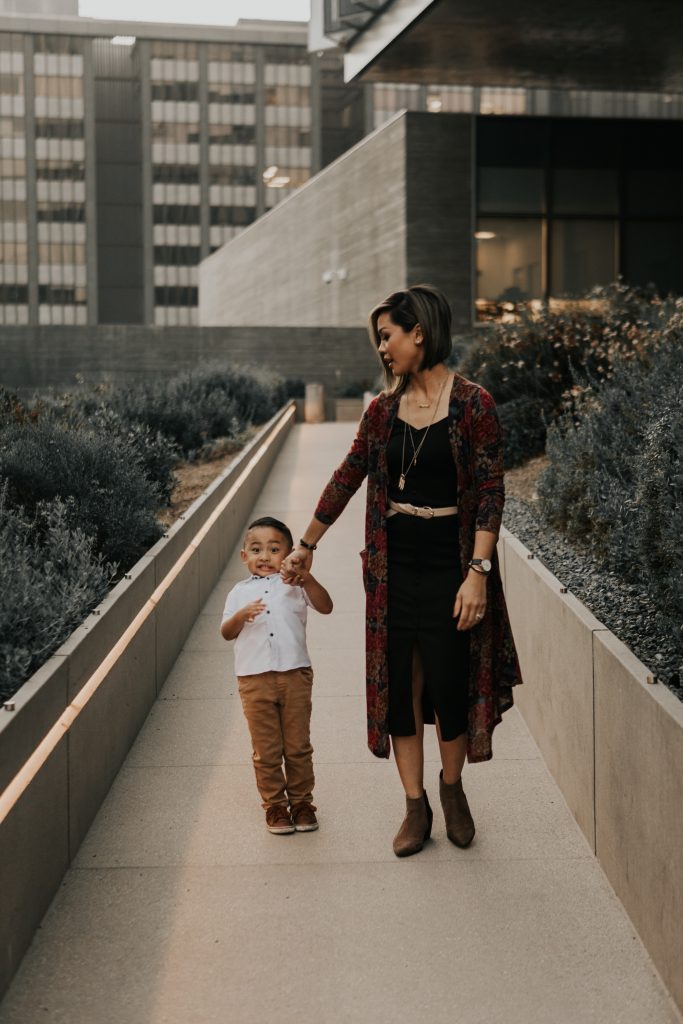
[281,563,311,586]
[281,546,313,583]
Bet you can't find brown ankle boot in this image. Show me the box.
[439,770,475,848]
[392,791,433,858]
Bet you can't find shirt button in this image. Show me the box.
[270,633,274,637]
[266,610,270,614]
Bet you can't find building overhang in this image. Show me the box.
[341,0,683,93]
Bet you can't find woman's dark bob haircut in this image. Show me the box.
[368,284,452,394]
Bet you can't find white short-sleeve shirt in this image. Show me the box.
[222,573,312,677]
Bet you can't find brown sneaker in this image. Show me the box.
[290,802,319,832]
[265,805,295,834]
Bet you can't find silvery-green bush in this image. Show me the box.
[0,491,114,702]
[538,310,683,652]
[0,418,164,568]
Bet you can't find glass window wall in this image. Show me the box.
[476,117,683,321]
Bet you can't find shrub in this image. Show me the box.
[537,307,683,652]
[75,407,178,505]
[0,419,164,570]
[454,282,673,466]
[0,491,115,702]
[102,364,288,456]
[634,382,683,639]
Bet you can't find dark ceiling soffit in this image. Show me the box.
[340,0,683,92]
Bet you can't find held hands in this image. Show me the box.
[280,546,313,586]
[453,571,487,631]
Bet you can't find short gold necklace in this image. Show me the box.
[398,373,450,492]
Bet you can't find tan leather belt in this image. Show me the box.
[386,499,458,519]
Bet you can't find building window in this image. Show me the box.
[550,220,617,297]
[475,219,543,322]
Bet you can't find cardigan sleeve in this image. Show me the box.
[472,387,505,535]
[314,406,370,526]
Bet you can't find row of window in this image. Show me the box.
[154,286,198,305]
[152,205,255,226]
[153,164,258,187]
[0,284,86,303]
[151,83,263,104]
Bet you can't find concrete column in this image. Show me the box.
[310,52,322,175]
[139,40,154,326]
[22,35,38,323]
[198,45,210,262]
[255,47,266,218]
[82,37,98,325]
[364,82,375,134]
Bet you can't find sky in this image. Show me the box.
[78,0,310,26]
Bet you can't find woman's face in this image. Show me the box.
[376,312,423,377]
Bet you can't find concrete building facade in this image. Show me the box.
[199,106,683,331]
[199,111,474,331]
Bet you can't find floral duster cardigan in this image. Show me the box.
[314,373,523,763]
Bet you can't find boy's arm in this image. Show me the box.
[301,572,333,615]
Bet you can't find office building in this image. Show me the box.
[198,1,683,329]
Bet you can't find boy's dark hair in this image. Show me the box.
[245,516,293,549]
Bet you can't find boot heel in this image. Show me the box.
[423,791,433,841]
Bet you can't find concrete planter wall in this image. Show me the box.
[0,402,295,1000]
[499,525,683,1014]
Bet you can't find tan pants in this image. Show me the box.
[238,666,314,809]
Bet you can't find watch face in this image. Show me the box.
[481,559,492,573]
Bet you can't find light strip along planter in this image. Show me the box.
[499,524,683,1015]
[0,401,296,1000]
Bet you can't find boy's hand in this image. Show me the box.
[239,599,266,623]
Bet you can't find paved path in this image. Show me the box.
[1,424,680,1024]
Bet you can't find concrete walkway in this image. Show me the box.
[1,424,680,1024]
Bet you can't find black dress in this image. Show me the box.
[385,416,470,741]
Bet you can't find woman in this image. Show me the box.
[282,284,522,857]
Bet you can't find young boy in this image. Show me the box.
[221,516,333,834]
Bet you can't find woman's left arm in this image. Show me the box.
[453,388,505,631]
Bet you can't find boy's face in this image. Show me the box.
[241,526,292,577]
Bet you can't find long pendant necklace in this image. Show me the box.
[398,372,450,492]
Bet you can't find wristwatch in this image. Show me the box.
[298,538,317,551]
[468,558,492,575]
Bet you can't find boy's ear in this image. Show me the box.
[240,549,248,563]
